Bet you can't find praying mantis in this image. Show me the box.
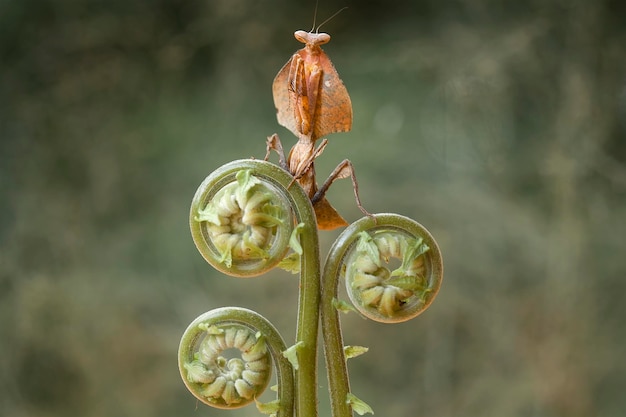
[266,28,371,230]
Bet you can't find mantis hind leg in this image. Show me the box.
[312,159,372,219]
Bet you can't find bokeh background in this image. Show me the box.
[2,0,625,416]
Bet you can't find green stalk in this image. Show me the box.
[218,160,321,417]
[282,172,322,417]
[320,216,379,417]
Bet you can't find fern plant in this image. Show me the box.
[177,26,443,417]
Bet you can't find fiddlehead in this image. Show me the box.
[178,307,294,414]
[321,214,443,416]
[190,161,295,277]
[344,227,441,323]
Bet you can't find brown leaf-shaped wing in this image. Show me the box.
[312,51,352,139]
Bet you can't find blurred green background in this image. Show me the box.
[2,0,625,416]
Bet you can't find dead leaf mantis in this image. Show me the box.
[266,25,371,230]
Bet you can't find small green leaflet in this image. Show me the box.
[282,341,305,370]
[333,298,357,314]
[256,398,280,415]
[346,392,374,415]
[390,236,429,279]
[198,323,223,334]
[344,345,369,359]
[356,232,381,267]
